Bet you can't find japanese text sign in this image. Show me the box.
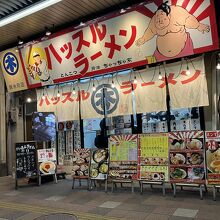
[166,56,209,109]
[205,131,220,185]
[138,133,169,181]
[15,142,37,179]
[37,56,208,120]
[37,85,79,122]
[108,135,138,180]
[37,148,57,175]
[0,0,218,92]
[0,47,28,92]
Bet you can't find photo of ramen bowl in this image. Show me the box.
[206,149,220,173]
[171,168,187,179]
[211,160,220,169]
[171,153,186,165]
[93,149,108,163]
[188,153,203,165]
[170,139,185,150]
[186,139,203,150]
[90,168,99,178]
[99,162,108,174]
[109,170,120,178]
[188,168,204,180]
[39,161,56,174]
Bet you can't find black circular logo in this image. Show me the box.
[91,84,119,115]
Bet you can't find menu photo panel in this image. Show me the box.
[138,133,169,182]
[89,148,109,180]
[205,131,220,185]
[72,149,90,177]
[37,148,57,175]
[108,135,138,180]
[169,131,205,184]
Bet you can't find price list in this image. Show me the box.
[138,133,169,181]
[15,142,37,178]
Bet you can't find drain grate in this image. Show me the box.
[34,213,78,220]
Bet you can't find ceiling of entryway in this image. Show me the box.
[0,0,139,51]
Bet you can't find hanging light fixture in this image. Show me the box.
[158,71,163,80]
[217,53,220,70]
[57,87,61,97]
[72,81,77,95]
[42,92,46,100]
[111,80,115,88]
[186,65,191,76]
[26,97,32,103]
[111,74,115,88]
[92,80,96,91]
[133,75,138,84]
[185,59,190,76]
[72,87,76,95]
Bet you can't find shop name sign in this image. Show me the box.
[0,0,218,92]
[37,56,209,121]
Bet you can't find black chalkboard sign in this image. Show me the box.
[15,142,37,179]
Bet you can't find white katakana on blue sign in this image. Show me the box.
[3,52,19,76]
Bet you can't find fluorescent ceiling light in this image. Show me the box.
[0,0,62,27]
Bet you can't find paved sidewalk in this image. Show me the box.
[0,176,220,220]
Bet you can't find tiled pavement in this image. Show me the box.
[0,176,220,219]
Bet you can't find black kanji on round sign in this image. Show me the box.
[91,84,119,115]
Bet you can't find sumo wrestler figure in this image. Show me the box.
[136,1,210,60]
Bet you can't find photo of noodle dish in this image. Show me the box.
[171,153,186,165]
[109,170,120,178]
[99,163,108,174]
[72,149,90,176]
[90,168,99,178]
[93,149,108,163]
[188,167,204,180]
[170,139,185,150]
[206,148,220,173]
[39,161,56,174]
[171,168,187,179]
[186,139,203,150]
[188,153,203,165]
